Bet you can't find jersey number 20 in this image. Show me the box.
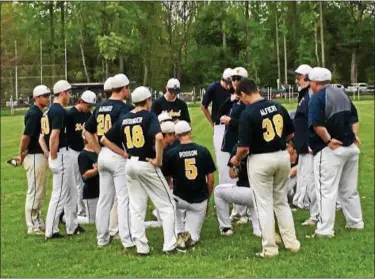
[185,158,198,180]
[124,125,145,148]
[97,114,112,136]
[262,114,283,142]
[41,116,50,135]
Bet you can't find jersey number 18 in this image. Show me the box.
[124,125,145,149]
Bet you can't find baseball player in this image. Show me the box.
[230,78,300,257]
[292,64,319,226]
[42,80,84,239]
[17,85,51,235]
[307,67,363,237]
[214,144,260,237]
[219,67,249,223]
[102,86,177,255]
[66,90,96,218]
[163,121,216,249]
[201,68,233,185]
[77,133,99,224]
[84,73,134,248]
[151,78,190,123]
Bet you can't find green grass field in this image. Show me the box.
[1,101,374,278]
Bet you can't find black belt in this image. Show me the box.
[28,150,43,155]
[128,155,148,162]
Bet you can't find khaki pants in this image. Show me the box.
[248,150,300,256]
[23,153,48,233]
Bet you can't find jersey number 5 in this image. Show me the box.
[97,114,112,136]
[124,125,145,148]
[185,158,198,180]
[41,116,50,135]
[262,114,283,142]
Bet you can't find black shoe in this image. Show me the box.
[45,232,64,240]
[59,212,65,224]
[68,225,86,235]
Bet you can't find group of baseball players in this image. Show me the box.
[17,63,364,257]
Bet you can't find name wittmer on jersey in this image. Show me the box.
[99,106,113,112]
[260,105,278,116]
[179,150,198,158]
[122,117,142,125]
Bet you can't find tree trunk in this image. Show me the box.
[49,2,55,83]
[60,1,65,42]
[319,1,325,67]
[275,11,281,88]
[314,22,320,66]
[222,21,226,51]
[283,34,288,85]
[119,55,124,73]
[80,43,90,82]
[350,3,366,83]
[245,1,249,64]
[105,61,109,79]
[143,59,148,85]
[350,50,357,84]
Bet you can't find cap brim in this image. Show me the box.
[168,88,180,94]
[288,70,298,76]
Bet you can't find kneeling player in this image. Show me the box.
[163,121,216,249]
[214,144,261,237]
[77,134,99,224]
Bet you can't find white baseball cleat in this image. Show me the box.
[345,224,364,230]
[236,217,249,225]
[301,218,318,226]
[275,232,282,244]
[220,228,233,236]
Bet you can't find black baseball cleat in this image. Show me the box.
[45,232,64,240]
[68,225,86,236]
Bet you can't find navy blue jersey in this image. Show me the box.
[238,99,294,155]
[66,107,92,152]
[151,96,190,123]
[78,150,99,199]
[308,85,358,155]
[221,101,246,153]
[201,81,232,124]
[23,105,43,154]
[227,145,249,187]
[105,110,161,158]
[85,99,132,147]
[163,142,216,203]
[293,86,312,154]
[41,103,68,151]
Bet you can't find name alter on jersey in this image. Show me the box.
[260,105,277,117]
[179,150,198,158]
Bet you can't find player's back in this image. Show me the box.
[85,99,132,145]
[164,142,216,203]
[240,99,294,155]
[41,103,68,150]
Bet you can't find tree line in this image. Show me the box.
[1,1,374,100]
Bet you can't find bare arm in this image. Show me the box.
[229,166,239,179]
[230,146,249,166]
[100,136,127,158]
[82,164,99,180]
[17,135,30,164]
[200,104,214,128]
[352,122,359,136]
[39,134,49,158]
[84,129,101,154]
[313,126,343,150]
[49,129,60,160]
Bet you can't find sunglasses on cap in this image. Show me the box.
[231,75,242,82]
[221,78,232,84]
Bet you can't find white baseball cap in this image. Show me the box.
[53,80,71,94]
[308,67,332,82]
[232,67,248,78]
[161,121,175,134]
[111,73,130,89]
[131,86,152,103]
[166,78,181,93]
[158,112,172,123]
[222,68,233,80]
[33,85,51,97]
[295,64,312,75]
[175,120,191,135]
[81,90,97,105]
[104,77,113,92]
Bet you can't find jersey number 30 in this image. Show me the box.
[185,158,198,180]
[262,114,283,142]
[124,125,145,148]
[97,114,112,136]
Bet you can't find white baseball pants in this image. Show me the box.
[69,149,86,217]
[23,153,48,233]
[78,198,98,224]
[248,150,300,256]
[213,124,247,217]
[109,197,119,236]
[96,147,133,248]
[214,183,260,236]
[174,195,207,242]
[126,158,176,253]
[314,144,364,236]
[45,148,79,237]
